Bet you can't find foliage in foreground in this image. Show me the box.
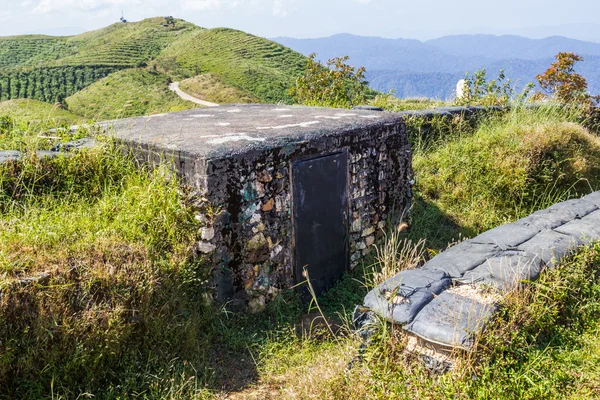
[536,52,600,107]
[0,141,211,398]
[2,98,600,399]
[412,105,600,243]
[303,242,600,400]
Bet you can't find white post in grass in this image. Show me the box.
[456,79,466,100]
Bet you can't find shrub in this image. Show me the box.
[291,53,369,108]
[456,69,533,107]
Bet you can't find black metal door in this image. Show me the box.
[292,151,349,299]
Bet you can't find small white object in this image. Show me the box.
[456,79,466,100]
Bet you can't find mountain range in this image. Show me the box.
[273,34,600,99]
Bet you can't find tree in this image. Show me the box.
[536,52,599,106]
[291,53,369,109]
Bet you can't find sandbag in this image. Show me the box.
[518,229,580,268]
[547,199,598,219]
[364,269,451,325]
[470,223,539,249]
[405,290,497,349]
[583,191,600,208]
[581,209,600,224]
[457,250,543,291]
[0,150,21,164]
[555,219,600,246]
[423,241,501,278]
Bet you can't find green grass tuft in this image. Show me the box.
[412,105,600,246]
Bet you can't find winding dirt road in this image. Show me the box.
[169,82,220,107]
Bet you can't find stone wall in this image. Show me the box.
[196,122,412,310]
[103,105,411,311]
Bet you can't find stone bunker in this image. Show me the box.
[105,105,412,310]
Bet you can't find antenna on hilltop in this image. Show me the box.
[120,11,127,23]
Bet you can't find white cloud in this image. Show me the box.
[183,0,290,16]
[355,0,372,3]
[33,0,130,14]
[272,0,288,17]
[182,0,240,11]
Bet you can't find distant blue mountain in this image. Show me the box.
[273,34,600,100]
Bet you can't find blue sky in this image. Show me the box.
[0,0,599,41]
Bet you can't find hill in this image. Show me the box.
[426,34,600,60]
[66,69,194,120]
[0,18,308,109]
[273,34,600,99]
[154,27,306,103]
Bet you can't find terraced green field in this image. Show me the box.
[0,36,77,69]
[157,28,307,103]
[0,18,307,109]
[58,18,200,68]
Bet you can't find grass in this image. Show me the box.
[2,103,600,398]
[370,93,446,111]
[412,105,600,245]
[179,73,260,104]
[65,68,196,120]
[0,99,83,126]
[0,18,199,70]
[0,138,212,398]
[0,99,90,152]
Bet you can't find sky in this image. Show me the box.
[0,0,599,41]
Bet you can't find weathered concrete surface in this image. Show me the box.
[104,105,412,310]
[363,193,600,350]
[103,104,403,162]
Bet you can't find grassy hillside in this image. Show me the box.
[0,18,199,69]
[0,18,307,109]
[0,98,83,126]
[58,18,200,68]
[66,69,196,120]
[179,73,259,104]
[155,28,307,103]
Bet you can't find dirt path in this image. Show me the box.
[169,81,220,107]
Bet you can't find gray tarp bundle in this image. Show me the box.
[0,139,98,165]
[362,193,600,349]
